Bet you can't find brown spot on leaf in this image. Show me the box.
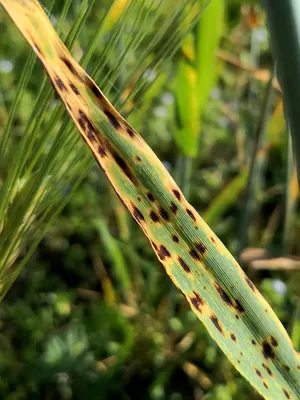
[262,364,273,376]
[172,235,179,243]
[235,299,245,313]
[152,241,158,250]
[159,207,170,221]
[150,211,159,222]
[255,368,262,377]
[263,382,268,389]
[157,245,171,260]
[230,333,237,342]
[190,291,204,312]
[135,155,141,162]
[178,257,191,273]
[195,242,206,254]
[54,76,67,91]
[262,341,276,360]
[79,110,96,138]
[210,236,216,244]
[88,82,103,99]
[111,151,137,184]
[147,192,155,202]
[283,389,290,399]
[126,127,135,137]
[170,202,178,214]
[78,117,86,131]
[186,208,196,222]
[98,144,107,157]
[210,314,224,334]
[270,336,278,347]
[172,189,181,201]
[105,110,121,130]
[69,82,80,95]
[215,283,233,306]
[132,205,145,223]
[79,110,88,123]
[189,249,200,261]
[252,340,256,345]
[245,277,256,291]
[61,57,77,74]
[77,109,96,141]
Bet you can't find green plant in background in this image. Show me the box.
[261,0,300,185]
[173,0,224,197]
[1,1,300,399]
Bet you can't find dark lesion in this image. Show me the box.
[54,76,67,92]
[157,245,171,261]
[159,207,170,221]
[190,291,204,312]
[230,333,237,342]
[132,205,145,223]
[177,256,190,273]
[111,149,138,185]
[104,109,121,130]
[189,249,200,261]
[261,341,276,360]
[69,82,80,95]
[170,202,178,214]
[150,211,160,222]
[195,242,206,254]
[60,56,84,81]
[214,283,234,307]
[210,314,224,335]
[126,126,135,137]
[186,208,196,222]
[172,189,181,201]
[85,77,104,99]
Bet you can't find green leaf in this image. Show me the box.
[174,57,199,157]
[195,0,225,111]
[173,0,225,158]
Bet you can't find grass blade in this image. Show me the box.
[203,166,249,227]
[1,1,300,399]
[238,68,275,254]
[283,135,299,254]
[173,0,224,196]
[261,0,300,185]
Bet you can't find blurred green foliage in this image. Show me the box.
[0,0,299,399]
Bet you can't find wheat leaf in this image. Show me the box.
[1,1,300,399]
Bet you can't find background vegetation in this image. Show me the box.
[0,0,299,399]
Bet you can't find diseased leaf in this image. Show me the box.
[1,1,300,399]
